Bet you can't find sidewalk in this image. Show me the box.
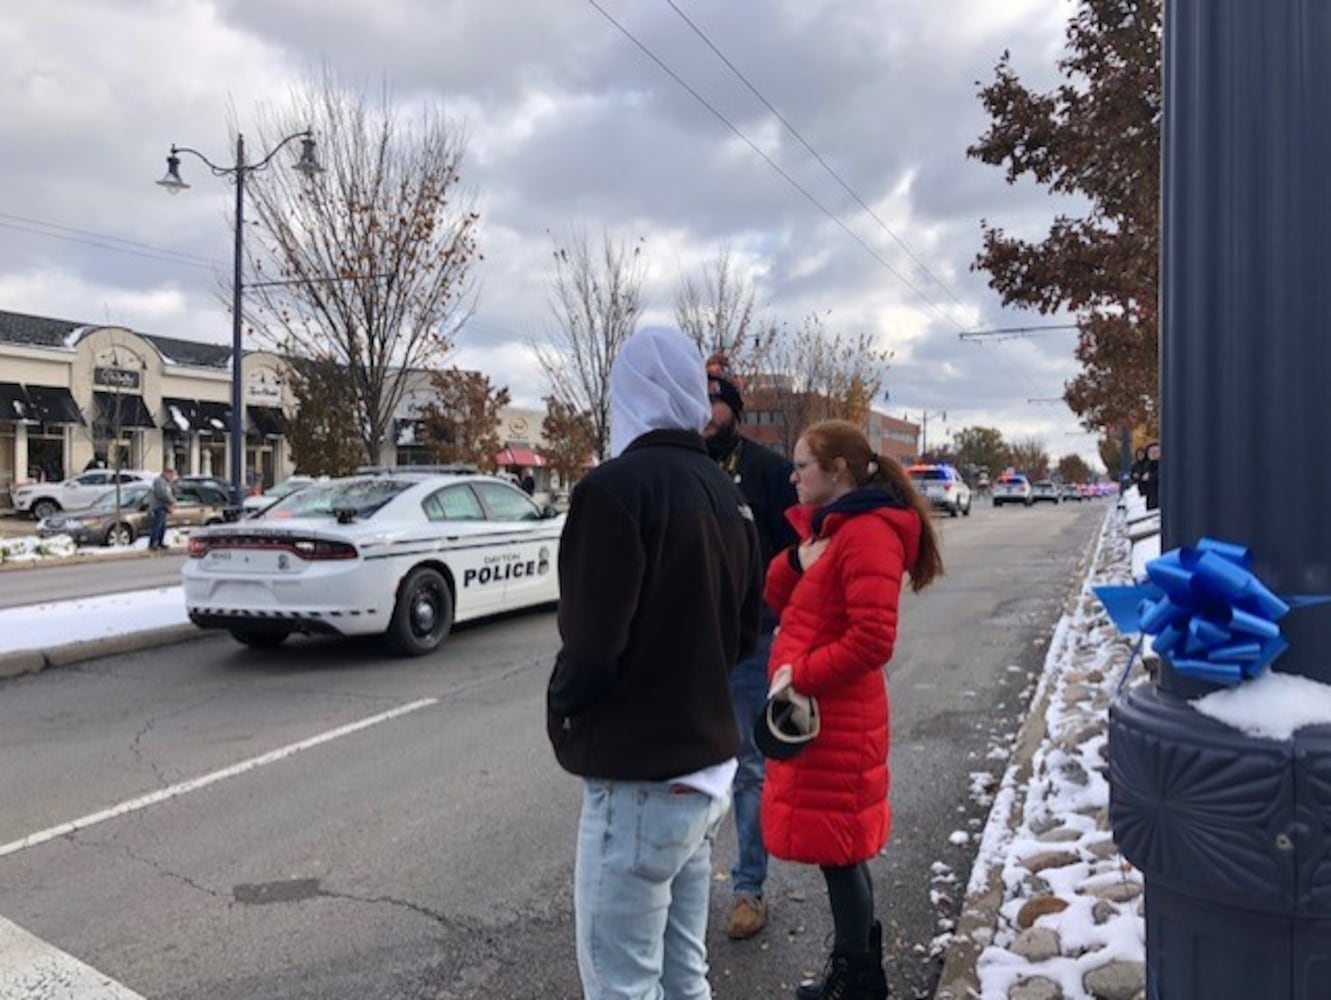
[934,497,1151,1000]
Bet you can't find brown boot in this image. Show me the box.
[726,895,768,940]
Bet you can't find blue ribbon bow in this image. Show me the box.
[1094,537,1331,687]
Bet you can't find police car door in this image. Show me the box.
[471,480,559,609]
[421,483,511,618]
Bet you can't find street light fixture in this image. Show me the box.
[155,130,322,494]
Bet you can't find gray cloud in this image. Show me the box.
[1,0,1106,468]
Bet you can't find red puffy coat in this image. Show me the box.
[760,498,920,866]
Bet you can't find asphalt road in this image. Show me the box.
[0,551,188,608]
[0,498,1108,999]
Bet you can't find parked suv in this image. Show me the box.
[36,482,231,546]
[906,463,972,517]
[992,473,1034,507]
[12,469,155,520]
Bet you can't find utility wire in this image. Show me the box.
[0,219,219,272]
[663,0,973,320]
[582,0,965,332]
[0,211,219,266]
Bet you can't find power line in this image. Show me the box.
[0,219,219,272]
[582,0,966,332]
[959,323,1080,340]
[663,0,973,321]
[0,211,219,266]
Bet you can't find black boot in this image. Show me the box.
[794,924,887,1000]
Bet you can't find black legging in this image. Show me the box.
[821,862,875,954]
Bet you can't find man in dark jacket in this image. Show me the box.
[548,325,762,999]
[703,352,799,940]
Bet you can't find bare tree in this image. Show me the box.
[754,313,892,456]
[675,248,762,359]
[534,228,646,461]
[1007,436,1051,479]
[241,71,481,464]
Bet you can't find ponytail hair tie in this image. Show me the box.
[866,457,880,475]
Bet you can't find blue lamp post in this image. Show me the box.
[156,131,322,495]
[1108,2,1331,996]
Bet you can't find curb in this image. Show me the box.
[0,546,182,574]
[0,624,206,680]
[931,509,1111,1000]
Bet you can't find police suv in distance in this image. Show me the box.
[992,473,1034,507]
[906,463,972,517]
[182,471,564,655]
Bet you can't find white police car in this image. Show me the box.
[182,471,564,655]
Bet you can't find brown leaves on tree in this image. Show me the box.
[969,0,1161,434]
[419,368,511,472]
[539,396,597,487]
[284,357,369,476]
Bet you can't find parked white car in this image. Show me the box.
[12,469,156,520]
[183,471,564,655]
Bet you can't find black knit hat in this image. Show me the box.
[705,353,744,416]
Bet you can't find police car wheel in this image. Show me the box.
[385,566,453,656]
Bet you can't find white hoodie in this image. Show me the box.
[608,325,711,458]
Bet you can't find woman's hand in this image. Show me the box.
[798,537,830,571]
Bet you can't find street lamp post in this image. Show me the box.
[156,131,322,496]
[918,409,946,460]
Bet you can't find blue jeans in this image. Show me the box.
[147,507,168,548]
[575,779,730,1000]
[730,631,773,898]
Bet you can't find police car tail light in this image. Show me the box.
[293,539,358,560]
[189,537,209,558]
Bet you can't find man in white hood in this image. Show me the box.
[547,325,762,999]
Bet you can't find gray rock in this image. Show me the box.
[1090,882,1142,903]
[1036,827,1083,844]
[1059,760,1091,786]
[1028,814,1063,836]
[1022,850,1081,874]
[1009,976,1064,1000]
[1010,926,1062,963]
[1092,899,1119,925]
[1083,959,1146,1000]
[1085,838,1120,861]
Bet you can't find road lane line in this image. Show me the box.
[0,914,146,998]
[0,697,439,860]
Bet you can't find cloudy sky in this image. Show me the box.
[1,0,1105,468]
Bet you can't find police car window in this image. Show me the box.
[422,485,486,521]
[909,469,948,481]
[265,479,411,519]
[474,480,542,521]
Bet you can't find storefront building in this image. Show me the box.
[0,310,296,503]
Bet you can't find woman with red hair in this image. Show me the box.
[762,419,942,999]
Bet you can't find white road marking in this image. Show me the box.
[0,698,438,860]
[0,915,145,999]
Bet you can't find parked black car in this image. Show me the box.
[177,476,245,521]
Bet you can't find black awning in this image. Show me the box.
[248,405,284,439]
[23,385,85,425]
[94,391,156,429]
[162,397,199,432]
[196,400,232,435]
[0,382,33,423]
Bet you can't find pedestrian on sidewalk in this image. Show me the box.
[761,420,942,1000]
[702,351,798,941]
[146,468,177,551]
[1139,441,1160,511]
[546,325,763,1000]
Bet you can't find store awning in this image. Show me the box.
[162,397,198,432]
[24,385,85,425]
[196,401,231,434]
[162,398,232,435]
[494,446,545,468]
[0,382,33,423]
[94,391,156,429]
[248,405,285,439]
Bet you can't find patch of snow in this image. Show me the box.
[1193,670,1331,741]
[0,586,188,655]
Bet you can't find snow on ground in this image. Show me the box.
[963,503,1149,1000]
[0,528,188,565]
[0,586,189,655]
